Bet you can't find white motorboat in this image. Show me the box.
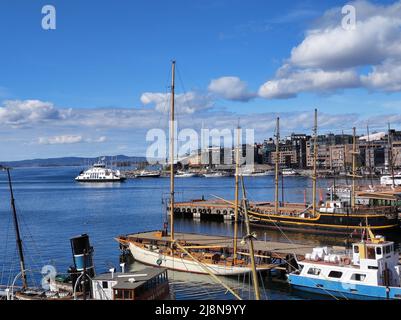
[203,171,230,178]
[135,170,161,178]
[282,168,298,176]
[176,171,197,178]
[75,162,126,182]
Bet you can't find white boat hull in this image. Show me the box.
[128,243,259,276]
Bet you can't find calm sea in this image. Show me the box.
[0,167,399,300]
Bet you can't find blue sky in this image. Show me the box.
[1,0,401,160]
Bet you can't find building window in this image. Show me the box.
[328,271,343,279]
[351,274,366,281]
[307,267,321,276]
[102,281,108,289]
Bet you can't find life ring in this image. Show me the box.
[156,258,163,266]
[342,257,351,265]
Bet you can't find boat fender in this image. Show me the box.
[223,210,227,214]
[216,210,221,214]
[207,209,212,214]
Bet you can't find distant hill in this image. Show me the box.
[0,155,147,168]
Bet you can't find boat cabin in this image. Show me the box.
[91,267,169,300]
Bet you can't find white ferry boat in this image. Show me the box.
[288,229,401,299]
[75,162,126,182]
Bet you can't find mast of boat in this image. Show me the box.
[169,60,176,242]
[351,127,357,209]
[2,166,28,290]
[240,175,261,300]
[275,117,280,214]
[366,124,374,186]
[388,123,395,188]
[233,124,240,262]
[312,109,318,215]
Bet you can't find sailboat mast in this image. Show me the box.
[275,118,280,214]
[312,109,318,215]
[233,125,240,261]
[170,60,176,242]
[367,124,373,185]
[352,127,356,209]
[240,176,261,300]
[5,167,28,289]
[388,123,395,188]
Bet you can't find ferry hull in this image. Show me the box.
[289,274,401,300]
[127,243,264,276]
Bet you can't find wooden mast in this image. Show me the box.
[233,124,240,261]
[388,123,395,188]
[275,118,280,214]
[312,109,318,215]
[351,127,356,209]
[170,60,176,242]
[366,124,373,185]
[240,176,261,300]
[3,167,28,289]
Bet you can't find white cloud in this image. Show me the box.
[361,59,401,92]
[259,69,360,99]
[38,135,107,145]
[208,77,255,101]
[258,0,401,99]
[0,99,65,126]
[140,91,213,114]
[38,135,83,145]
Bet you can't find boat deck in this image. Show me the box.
[124,231,346,260]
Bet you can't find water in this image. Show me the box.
[0,167,399,300]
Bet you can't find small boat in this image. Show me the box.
[75,162,126,182]
[203,171,230,178]
[282,168,298,176]
[380,174,401,186]
[288,228,401,299]
[135,170,161,178]
[176,171,197,178]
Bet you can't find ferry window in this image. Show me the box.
[102,281,108,289]
[385,246,391,254]
[367,246,376,259]
[328,271,343,279]
[351,274,366,281]
[376,247,382,255]
[307,268,321,276]
[353,246,359,254]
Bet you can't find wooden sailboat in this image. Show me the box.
[116,61,272,276]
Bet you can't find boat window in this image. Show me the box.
[353,246,359,254]
[307,267,321,276]
[328,271,343,279]
[123,290,130,299]
[385,246,391,254]
[102,281,108,289]
[376,247,382,255]
[351,274,366,281]
[367,246,376,259]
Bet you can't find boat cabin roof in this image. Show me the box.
[93,268,167,290]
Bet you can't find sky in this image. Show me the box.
[1,0,401,160]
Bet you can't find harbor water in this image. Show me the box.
[1,167,400,300]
